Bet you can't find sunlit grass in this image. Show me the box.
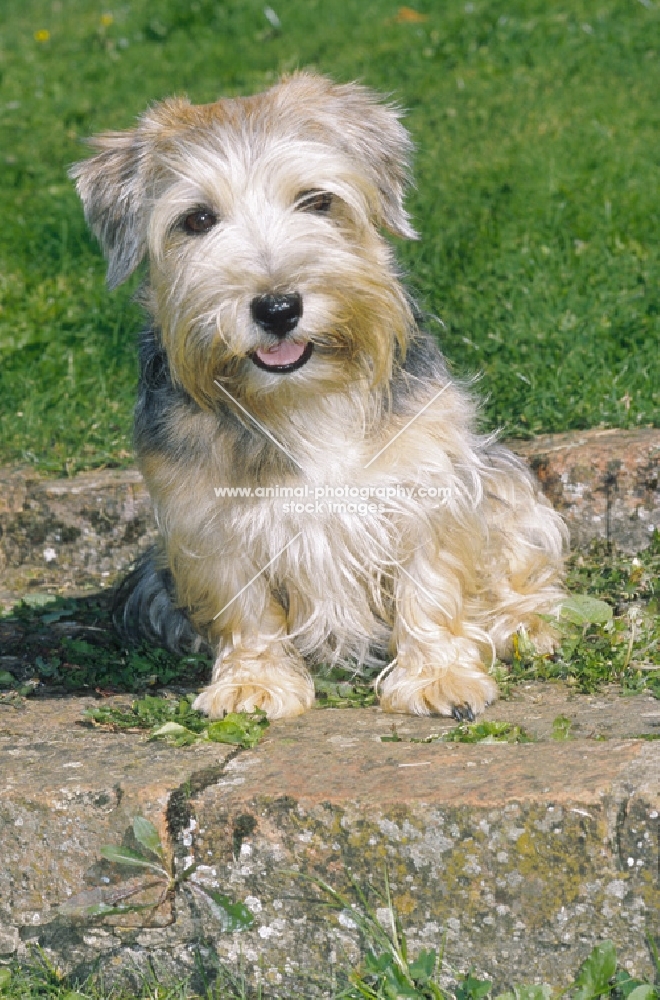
[0,0,658,472]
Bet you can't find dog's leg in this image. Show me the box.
[377,547,498,719]
[193,599,315,720]
[476,451,568,660]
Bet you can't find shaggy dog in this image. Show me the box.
[71,73,566,721]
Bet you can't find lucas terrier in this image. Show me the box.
[71,73,566,721]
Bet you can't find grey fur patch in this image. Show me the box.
[390,326,450,414]
[133,327,190,459]
[69,132,146,288]
[113,546,208,656]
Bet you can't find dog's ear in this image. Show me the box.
[69,130,146,289]
[294,76,419,240]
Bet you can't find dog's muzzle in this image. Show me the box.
[250,292,314,373]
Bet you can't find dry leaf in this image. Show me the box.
[395,7,428,23]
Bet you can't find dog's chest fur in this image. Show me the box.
[134,326,467,665]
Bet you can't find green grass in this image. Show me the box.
[504,533,660,698]
[0,0,659,472]
[0,921,658,999]
[83,696,270,747]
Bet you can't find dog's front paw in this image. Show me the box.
[193,651,315,720]
[378,655,498,718]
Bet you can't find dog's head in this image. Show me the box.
[71,73,418,410]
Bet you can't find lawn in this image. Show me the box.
[0,0,658,474]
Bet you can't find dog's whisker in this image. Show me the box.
[212,378,304,471]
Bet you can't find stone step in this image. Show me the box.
[1,432,659,994]
[1,685,659,994]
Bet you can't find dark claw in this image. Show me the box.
[451,704,475,723]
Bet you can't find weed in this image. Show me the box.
[301,872,660,1000]
[437,721,533,744]
[60,815,254,932]
[504,536,660,699]
[382,721,533,745]
[315,670,378,709]
[551,714,573,740]
[1,889,659,999]
[83,696,270,748]
[303,869,449,999]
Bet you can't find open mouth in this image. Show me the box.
[251,340,314,373]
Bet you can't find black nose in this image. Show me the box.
[251,293,302,338]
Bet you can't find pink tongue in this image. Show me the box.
[254,341,307,367]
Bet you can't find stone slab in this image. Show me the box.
[1,687,659,994]
[0,697,234,963]
[0,467,156,610]
[1,429,659,993]
[191,699,660,994]
[514,427,660,552]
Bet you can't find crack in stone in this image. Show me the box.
[166,748,245,846]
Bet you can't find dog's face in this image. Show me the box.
[71,74,418,412]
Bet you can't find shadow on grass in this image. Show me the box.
[0,590,212,698]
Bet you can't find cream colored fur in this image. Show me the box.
[71,73,567,721]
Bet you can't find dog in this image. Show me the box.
[71,72,567,721]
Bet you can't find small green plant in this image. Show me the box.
[440,721,533,745]
[382,721,533,745]
[315,669,378,709]
[560,595,614,628]
[566,939,658,1000]
[0,949,260,998]
[61,815,254,933]
[83,696,269,748]
[308,871,660,1000]
[506,540,660,698]
[305,869,448,999]
[551,715,573,741]
[454,974,493,1000]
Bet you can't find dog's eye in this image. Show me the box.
[295,190,333,214]
[182,209,218,235]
